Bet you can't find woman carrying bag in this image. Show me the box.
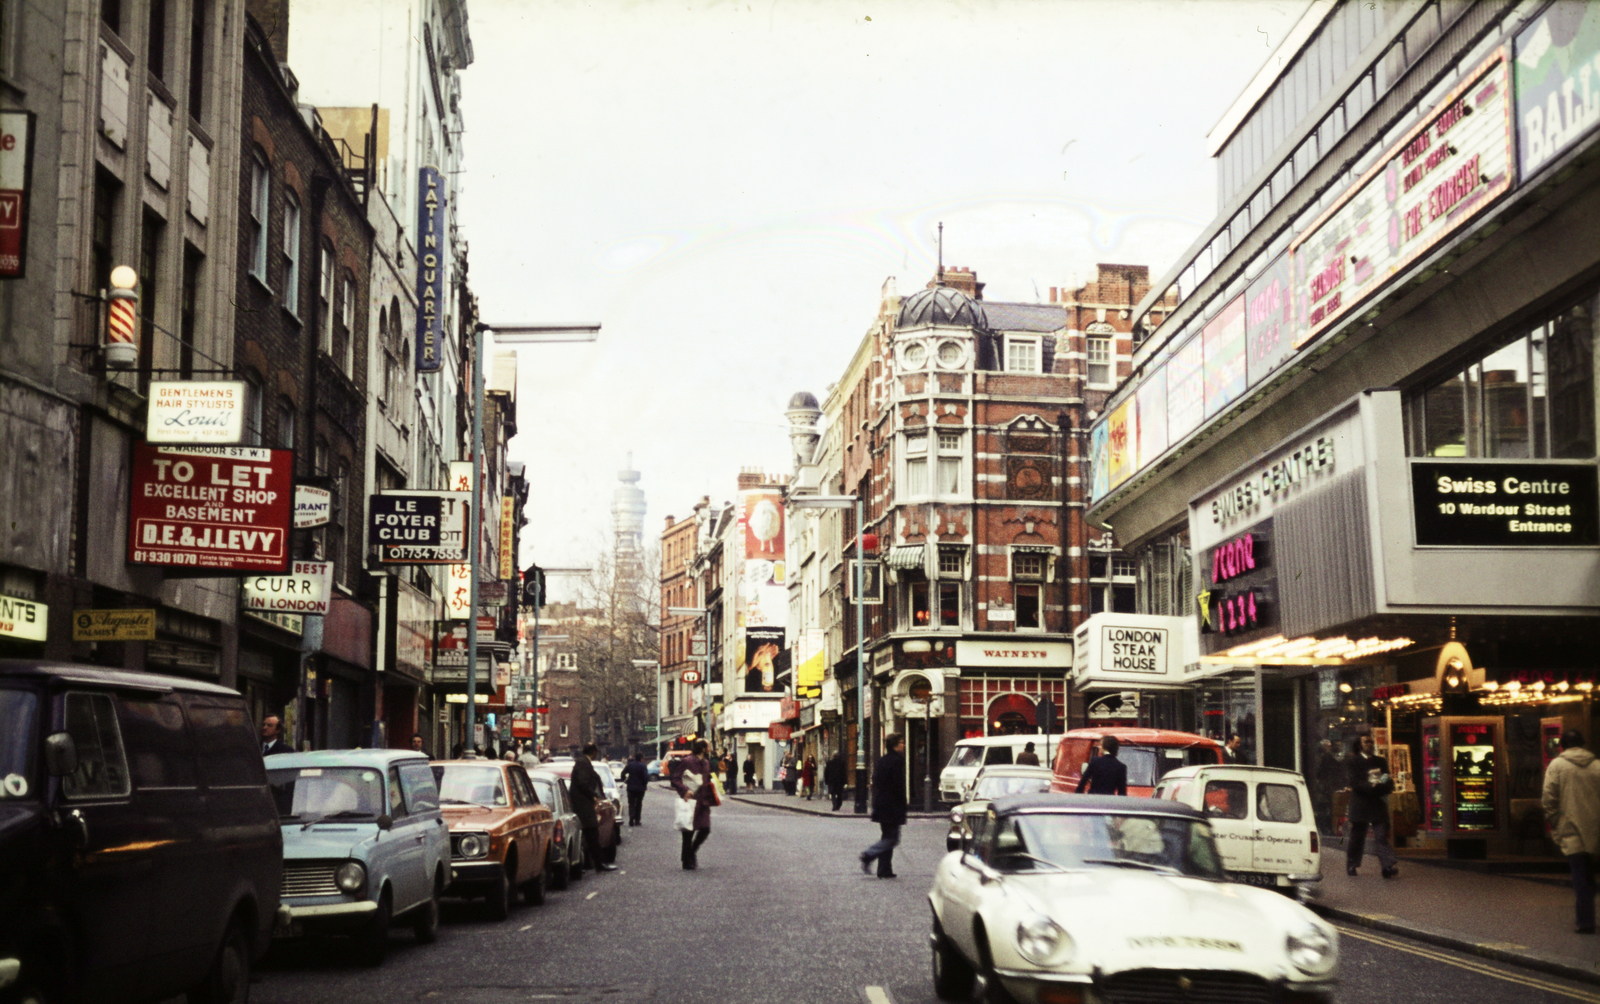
[671,739,716,870]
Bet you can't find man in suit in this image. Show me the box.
[1346,734,1398,879]
[261,716,293,756]
[571,744,619,872]
[1074,735,1128,795]
[824,752,847,811]
[860,734,907,879]
[621,754,650,826]
[1224,733,1245,762]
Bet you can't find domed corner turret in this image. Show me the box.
[896,286,988,330]
[786,391,822,472]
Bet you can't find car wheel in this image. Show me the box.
[521,864,546,906]
[188,920,251,1004]
[357,889,392,967]
[413,871,442,944]
[930,923,975,1001]
[485,860,515,921]
[569,840,585,881]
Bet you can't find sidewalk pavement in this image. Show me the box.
[1312,846,1599,985]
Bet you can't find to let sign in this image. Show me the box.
[0,110,34,279]
[128,444,293,572]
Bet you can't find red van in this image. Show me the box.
[1050,727,1225,797]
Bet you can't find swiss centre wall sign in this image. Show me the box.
[1291,50,1515,349]
[128,444,293,572]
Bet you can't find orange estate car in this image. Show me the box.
[431,759,555,919]
[1050,727,1225,797]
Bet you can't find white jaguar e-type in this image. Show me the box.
[928,793,1338,1004]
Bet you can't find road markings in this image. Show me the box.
[1336,925,1600,1002]
[585,891,598,900]
[860,986,895,1004]
[518,924,533,932]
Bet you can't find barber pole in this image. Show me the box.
[105,265,139,367]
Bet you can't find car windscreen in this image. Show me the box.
[996,811,1225,880]
[0,688,38,799]
[432,764,509,808]
[1119,746,1217,787]
[268,766,385,820]
[947,745,983,769]
[974,775,1052,800]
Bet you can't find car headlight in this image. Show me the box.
[1016,915,1075,966]
[1285,922,1337,975]
[334,861,365,893]
[457,832,489,859]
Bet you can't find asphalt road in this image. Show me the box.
[249,787,1600,1004]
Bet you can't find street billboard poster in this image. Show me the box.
[1515,3,1600,179]
[371,491,469,565]
[1088,418,1110,501]
[1201,295,1247,419]
[0,110,35,279]
[1166,334,1205,443]
[1245,252,1295,388]
[415,166,446,373]
[145,381,247,443]
[1105,397,1133,490]
[738,487,787,697]
[1133,365,1168,471]
[128,443,293,572]
[739,625,785,695]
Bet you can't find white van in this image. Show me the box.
[1153,763,1322,900]
[938,735,1062,803]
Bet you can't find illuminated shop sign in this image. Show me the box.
[415,166,446,373]
[0,593,45,642]
[1515,2,1600,177]
[128,444,293,572]
[1291,50,1515,349]
[1197,520,1277,651]
[1409,461,1599,546]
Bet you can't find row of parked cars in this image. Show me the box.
[930,727,1337,1003]
[0,660,620,1004]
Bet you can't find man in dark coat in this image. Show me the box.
[1074,735,1128,795]
[1016,741,1041,766]
[859,734,907,878]
[570,744,618,872]
[621,754,650,826]
[1346,734,1398,878]
[260,716,293,756]
[670,739,716,869]
[824,752,847,811]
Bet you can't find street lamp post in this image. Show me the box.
[632,659,661,759]
[788,494,868,814]
[465,323,598,758]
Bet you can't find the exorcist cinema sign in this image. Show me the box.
[1208,435,1336,528]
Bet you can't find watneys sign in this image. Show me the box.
[128,444,293,572]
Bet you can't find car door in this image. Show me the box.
[504,767,540,883]
[939,810,993,961]
[1252,779,1313,874]
[384,765,427,911]
[397,760,446,892]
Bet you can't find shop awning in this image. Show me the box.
[888,544,926,570]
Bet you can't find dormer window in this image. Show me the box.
[1005,335,1041,373]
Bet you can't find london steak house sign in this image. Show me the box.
[415,167,446,374]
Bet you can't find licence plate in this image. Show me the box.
[1231,871,1283,888]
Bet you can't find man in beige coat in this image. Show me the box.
[1543,729,1600,933]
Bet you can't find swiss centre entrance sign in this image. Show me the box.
[128,444,293,572]
[1410,461,1599,546]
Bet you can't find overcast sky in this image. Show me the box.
[457,0,1307,597]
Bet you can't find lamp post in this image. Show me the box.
[788,494,868,814]
[465,323,598,758]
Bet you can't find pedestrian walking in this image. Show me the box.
[724,753,738,795]
[671,739,716,869]
[622,753,650,826]
[518,744,541,771]
[1074,735,1128,795]
[782,752,799,796]
[1543,728,1600,933]
[824,752,846,811]
[1016,741,1041,766]
[571,743,619,872]
[743,757,756,790]
[260,717,293,756]
[860,733,907,879]
[1345,734,1398,879]
[802,755,817,800]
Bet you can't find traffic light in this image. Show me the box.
[521,565,547,608]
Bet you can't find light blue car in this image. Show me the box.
[267,750,449,965]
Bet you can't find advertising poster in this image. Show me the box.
[1105,397,1134,490]
[1134,365,1168,472]
[0,110,33,279]
[128,444,293,572]
[1088,419,1110,501]
[1167,335,1206,442]
[738,488,786,696]
[415,166,446,373]
[1450,721,1498,831]
[1245,252,1295,387]
[1202,295,1247,418]
[1515,2,1600,178]
[242,561,334,615]
[1291,51,1514,348]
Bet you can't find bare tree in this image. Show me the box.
[565,541,660,752]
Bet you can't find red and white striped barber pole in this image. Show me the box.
[104,266,139,368]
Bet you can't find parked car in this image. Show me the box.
[538,760,620,863]
[432,759,555,918]
[0,660,281,1004]
[526,768,585,887]
[938,734,1065,803]
[268,749,448,965]
[593,761,624,839]
[1050,727,1225,796]
[945,764,1055,852]
[645,759,662,781]
[1154,763,1322,900]
[929,793,1338,1003]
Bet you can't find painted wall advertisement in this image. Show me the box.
[0,110,34,279]
[128,444,293,572]
[1515,1,1600,178]
[738,488,786,696]
[1245,251,1295,386]
[1292,50,1515,349]
[415,166,446,373]
[1133,366,1168,471]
